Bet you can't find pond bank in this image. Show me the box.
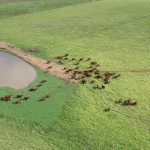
[0,42,74,82]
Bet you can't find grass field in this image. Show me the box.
[0,0,150,149]
[0,0,93,19]
[0,66,76,126]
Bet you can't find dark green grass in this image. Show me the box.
[0,67,76,126]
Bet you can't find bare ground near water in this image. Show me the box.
[0,42,75,82]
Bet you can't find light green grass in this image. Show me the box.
[0,0,150,149]
[0,115,51,150]
[0,0,93,19]
[0,0,149,71]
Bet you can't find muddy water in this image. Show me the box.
[0,51,36,89]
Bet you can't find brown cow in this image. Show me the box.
[81,79,87,84]
[15,95,23,98]
[46,60,51,64]
[87,58,91,61]
[29,87,37,92]
[40,80,47,83]
[46,66,53,70]
[64,54,69,57]
[22,96,30,101]
[0,95,12,101]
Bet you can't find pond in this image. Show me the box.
[0,51,36,89]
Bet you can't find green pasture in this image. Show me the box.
[0,0,150,149]
[0,66,76,126]
[0,0,93,19]
[0,0,149,71]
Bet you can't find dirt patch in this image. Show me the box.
[0,42,74,82]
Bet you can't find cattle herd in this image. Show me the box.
[54,53,138,109]
[0,53,137,109]
[54,53,121,88]
[0,79,50,104]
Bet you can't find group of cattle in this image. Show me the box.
[115,98,137,106]
[54,53,138,109]
[53,53,121,90]
[104,98,138,112]
[0,94,30,104]
[28,80,47,92]
[0,53,137,109]
[0,80,50,104]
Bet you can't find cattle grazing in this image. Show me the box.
[81,79,87,84]
[15,95,23,98]
[27,48,37,52]
[64,57,68,60]
[112,74,121,79]
[78,71,83,74]
[72,58,76,61]
[95,70,101,75]
[38,93,51,102]
[0,95,12,101]
[104,107,111,112]
[66,69,72,74]
[46,60,51,64]
[36,84,42,87]
[44,93,51,99]
[29,87,37,92]
[88,69,95,73]
[87,58,91,61]
[46,66,53,70]
[101,85,105,89]
[58,60,64,65]
[64,54,69,57]
[75,67,79,70]
[68,69,72,72]
[121,99,137,106]
[56,56,63,60]
[104,72,112,83]
[79,58,84,62]
[104,80,110,84]
[40,80,47,83]
[38,98,45,102]
[84,71,92,77]
[115,98,137,106]
[63,67,67,70]
[74,70,78,74]
[91,61,97,65]
[22,96,30,101]
[71,74,76,79]
[73,71,77,75]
